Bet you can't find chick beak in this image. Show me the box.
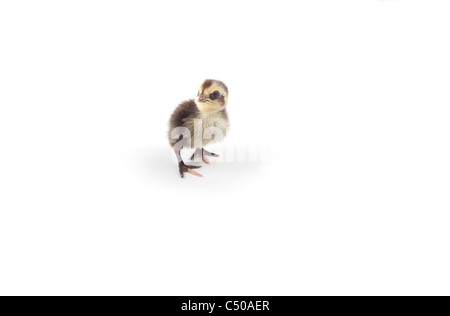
[198,94,207,102]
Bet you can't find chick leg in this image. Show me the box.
[189,148,218,164]
[175,148,202,178]
[189,148,205,163]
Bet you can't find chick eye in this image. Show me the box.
[210,91,220,100]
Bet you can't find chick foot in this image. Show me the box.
[190,148,219,164]
[178,162,202,178]
[202,148,219,157]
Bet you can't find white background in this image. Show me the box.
[1,0,449,295]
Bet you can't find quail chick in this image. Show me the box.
[168,79,229,178]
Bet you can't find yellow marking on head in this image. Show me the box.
[196,80,228,115]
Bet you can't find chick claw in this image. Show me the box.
[202,149,219,157]
[178,162,202,178]
[190,149,219,164]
